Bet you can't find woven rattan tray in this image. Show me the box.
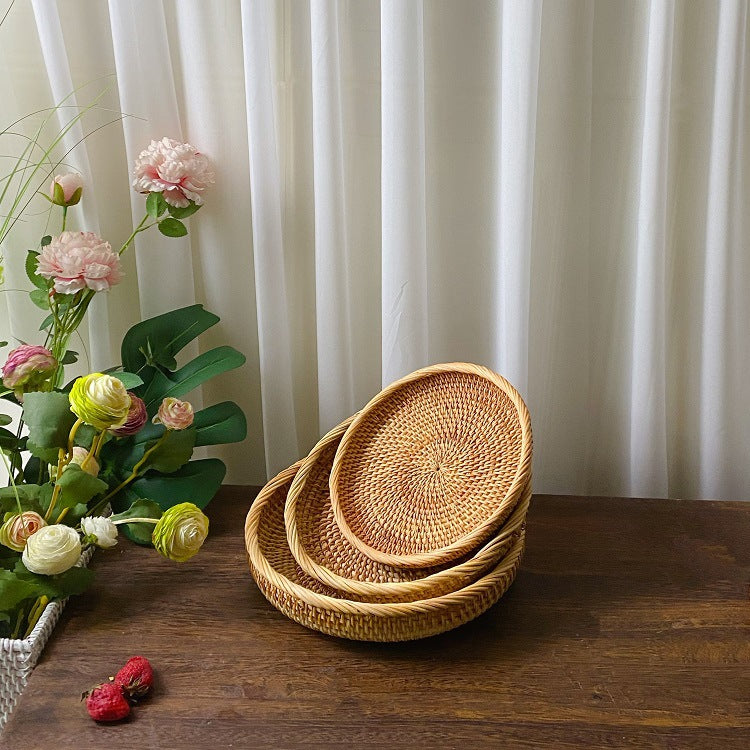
[329,363,532,568]
[245,464,525,642]
[285,416,529,602]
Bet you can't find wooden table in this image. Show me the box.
[2,490,749,749]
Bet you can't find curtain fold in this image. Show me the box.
[1,0,748,499]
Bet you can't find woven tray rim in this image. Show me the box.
[285,416,530,600]
[329,362,533,568]
[246,464,526,619]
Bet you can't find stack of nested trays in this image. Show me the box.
[245,362,532,642]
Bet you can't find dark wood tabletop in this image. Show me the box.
[2,488,749,749]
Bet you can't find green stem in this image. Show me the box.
[61,206,67,232]
[93,432,170,512]
[111,517,158,526]
[118,213,150,256]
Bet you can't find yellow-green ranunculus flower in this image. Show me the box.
[152,503,209,562]
[69,372,131,430]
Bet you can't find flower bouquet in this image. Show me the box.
[0,138,246,723]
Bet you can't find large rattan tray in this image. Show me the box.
[329,363,532,568]
[285,416,529,602]
[245,464,525,642]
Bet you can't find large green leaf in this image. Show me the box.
[142,346,246,409]
[55,464,108,509]
[22,391,76,454]
[121,304,219,374]
[128,458,226,511]
[193,401,247,446]
[111,371,144,389]
[25,251,46,290]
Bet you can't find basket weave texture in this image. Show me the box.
[329,363,532,568]
[285,416,529,602]
[0,546,93,730]
[246,465,525,642]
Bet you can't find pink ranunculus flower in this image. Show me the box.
[0,511,47,552]
[110,393,148,436]
[132,137,215,208]
[2,344,57,390]
[49,173,84,206]
[37,231,123,295]
[153,397,194,431]
[67,446,100,477]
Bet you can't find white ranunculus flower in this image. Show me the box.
[81,516,118,549]
[22,525,81,575]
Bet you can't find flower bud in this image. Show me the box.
[0,511,47,552]
[67,446,100,477]
[2,345,57,397]
[110,393,148,436]
[152,502,208,562]
[69,373,131,430]
[80,516,118,548]
[22,524,81,575]
[49,173,83,207]
[153,397,194,431]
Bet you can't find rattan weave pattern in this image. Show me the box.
[285,417,529,602]
[246,464,525,642]
[329,363,532,568]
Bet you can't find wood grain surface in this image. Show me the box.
[2,489,749,749]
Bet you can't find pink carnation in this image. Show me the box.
[153,397,194,431]
[2,345,56,389]
[132,137,215,208]
[110,393,148,436]
[37,231,123,295]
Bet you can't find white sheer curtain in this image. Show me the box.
[0,0,748,500]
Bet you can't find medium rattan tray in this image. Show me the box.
[285,416,529,602]
[329,363,532,568]
[245,464,525,642]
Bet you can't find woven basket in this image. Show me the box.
[329,363,532,568]
[0,546,94,730]
[286,417,530,602]
[246,465,525,642]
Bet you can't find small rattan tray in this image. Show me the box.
[285,416,529,602]
[329,363,532,568]
[245,464,525,642]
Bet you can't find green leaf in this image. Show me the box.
[54,464,108,509]
[194,401,247,446]
[23,455,49,485]
[110,497,162,546]
[0,485,42,515]
[111,371,144,389]
[141,427,195,473]
[158,217,187,237]
[39,314,54,331]
[22,391,76,454]
[127,458,226,512]
[25,440,59,464]
[40,235,52,247]
[25,251,46,290]
[0,414,11,426]
[121,304,220,374]
[73,424,97,450]
[167,200,200,219]
[0,570,40,611]
[60,350,78,365]
[142,346,246,410]
[29,288,50,310]
[13,563,94,600]
[146,191,167,218]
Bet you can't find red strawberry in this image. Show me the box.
[85,683,130,722]
[114,656,154,700]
